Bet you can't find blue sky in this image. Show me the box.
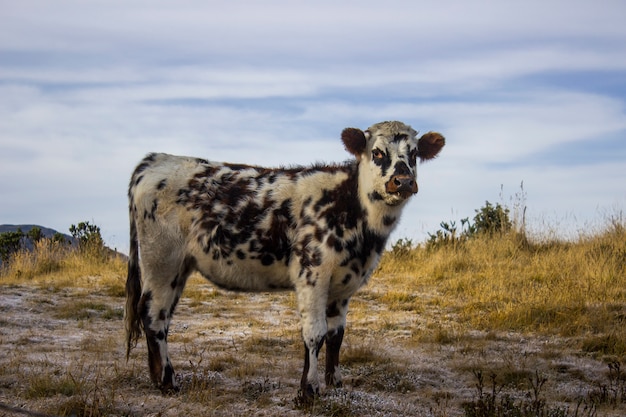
[1,0,625,253]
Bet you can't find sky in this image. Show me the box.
[1,0,625,253]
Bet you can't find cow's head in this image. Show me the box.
[342,121,445,206]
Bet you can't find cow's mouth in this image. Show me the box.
[391,190,414,200]
[384,190,413,206]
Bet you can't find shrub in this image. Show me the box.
[0,229,24,263]
[473,201,512,236]
[425,201,513,250]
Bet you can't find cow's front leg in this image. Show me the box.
[296,282,329,399]
[300,330,325,399]
[325,298,349,388]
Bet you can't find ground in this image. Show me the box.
[0,275,623,416]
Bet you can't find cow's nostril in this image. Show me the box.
[393,177,402,186]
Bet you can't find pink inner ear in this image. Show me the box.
[341,128,367,157]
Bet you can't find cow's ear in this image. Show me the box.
[342,128,367,159]
[417,132,445,162]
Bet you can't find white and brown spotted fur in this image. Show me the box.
[125,121,444,399]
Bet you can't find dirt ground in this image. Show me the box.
[0,280,624,416]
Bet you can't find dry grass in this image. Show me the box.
[376,218,626,355]
[0,238,127,293]
[1,218,625,416]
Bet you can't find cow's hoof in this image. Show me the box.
[295,385,319,407]
[159,383,180,395]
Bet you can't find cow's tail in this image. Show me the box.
[124,197,143,361]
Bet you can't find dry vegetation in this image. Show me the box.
[1,218,625,416]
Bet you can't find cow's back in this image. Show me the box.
[130,153,338,291]
[130,153,206,236]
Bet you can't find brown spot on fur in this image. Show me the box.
[326,301,340,318]
[342,273,352,285]
[383,215,397,227]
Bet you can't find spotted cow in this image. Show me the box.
[124,121,445,399]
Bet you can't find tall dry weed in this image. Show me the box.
[1,239,68,280]
[0,239,126,292]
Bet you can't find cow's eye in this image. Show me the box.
[372,149,384,160]
[410,150,418,166]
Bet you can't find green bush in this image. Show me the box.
[426,201,512,250]
[0,229,24,263]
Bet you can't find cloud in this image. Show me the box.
[1,1,625,252]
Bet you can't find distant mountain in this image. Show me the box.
[0,224,127,264]
[0,224,77,250]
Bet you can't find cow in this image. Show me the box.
[124,121,444,399]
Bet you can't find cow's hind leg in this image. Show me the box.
[139,257,195,392]
[138,289,175,391]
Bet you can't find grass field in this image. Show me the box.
[0,218,625,416]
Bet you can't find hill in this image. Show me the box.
[0,224,77,247]
[0,224,76,266]
[0,224,126,267]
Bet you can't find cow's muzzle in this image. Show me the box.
[386,175,418,199]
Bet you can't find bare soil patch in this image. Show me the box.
[0,278,624,416]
